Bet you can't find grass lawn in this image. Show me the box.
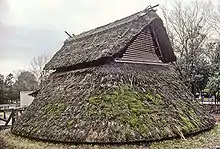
[0,124,220,149]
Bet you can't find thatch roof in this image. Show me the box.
[44,7,175,70]
[28,90,40,97]
[11,6,215,144]
[12,63,215,143]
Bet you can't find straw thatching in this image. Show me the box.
[12,6,215,143]
[12,63,215,143]
[44,8,175,71]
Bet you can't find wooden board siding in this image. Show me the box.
[117,27,163,64]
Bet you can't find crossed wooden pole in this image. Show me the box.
[0,108,25,127]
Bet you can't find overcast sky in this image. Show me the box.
[0,0,182,76]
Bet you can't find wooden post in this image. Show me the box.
[11,109,15,125]
[215,95,217,111]
[3,111,6,120]
[5,112,12,126]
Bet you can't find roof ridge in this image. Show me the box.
[66,7,155,43]
[44,6,164,70]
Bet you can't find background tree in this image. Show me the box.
[212,2,220,36]
[0,74,4,86]
[0,73,19,104]
[161,0,214,93]
[210,41,220,72]
[14,71,38,91]
[4,73,18,103]
[206,40,220,99]
[30,54,50,85]
[0,74,4,104]
[4,73,14,88]
[207,72,220,101]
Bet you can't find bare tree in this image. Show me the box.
[0,74,4,87]
[5,73,15,88]
[161,0,214,89]
[212,2,220,36]
[30,54,50,84]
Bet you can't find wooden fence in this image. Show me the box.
[198,99,220,113]
[0,107,26,130]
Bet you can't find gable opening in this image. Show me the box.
[115,27,165,65]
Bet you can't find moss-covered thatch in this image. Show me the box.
[12,63,215,143]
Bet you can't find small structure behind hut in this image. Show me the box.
[20,91,34,108]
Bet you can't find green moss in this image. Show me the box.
[189,110,196,116]
[87,85,164,136]
[188,110,202,126]
[87,84,205,138]
[145,92,154,101]
[89,97,101,104]
[43,103,66,118]
[145,92,163,105]
[67,120,74,127]
[179,114,196,132]
[129,117,138,127]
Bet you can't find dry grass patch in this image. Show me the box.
[0,130,147,149]
[0,124,220,149]
[149,124,220,149]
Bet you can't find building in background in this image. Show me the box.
[20,91,34,107]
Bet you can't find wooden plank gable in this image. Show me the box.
[116,27,164,64]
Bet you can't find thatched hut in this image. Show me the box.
[12,7,215,143]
